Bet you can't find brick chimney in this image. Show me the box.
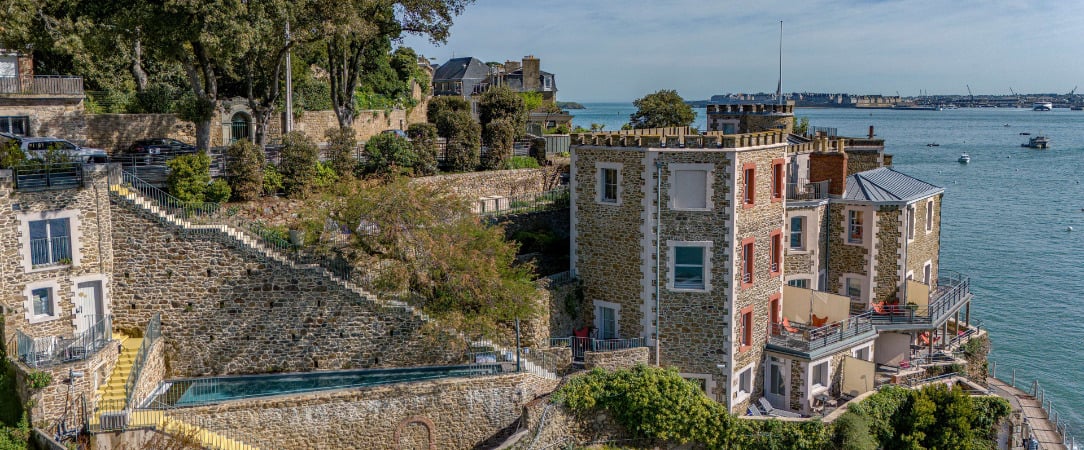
[522,55,540,91]
[504,60,521,72]
[809,151,848,196]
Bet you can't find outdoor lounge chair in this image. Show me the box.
[781,317,799,333]
[747,405,763,417]
[758,397,801,418]
[811,314,829,328]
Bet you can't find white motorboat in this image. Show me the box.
[957,153,971,164]
[1032,102,1053,111]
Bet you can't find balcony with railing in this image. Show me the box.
[12,162,84,191]
[868,271,972,330]
[766,311,877,359]
[786,179,830,201]
[0,75,84,96]
[549,336,647,363]
[30,235,72,268]
[14,315,112,368]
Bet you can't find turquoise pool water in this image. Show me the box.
[146,364,503,408]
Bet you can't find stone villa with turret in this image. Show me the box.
[569,101,978,416]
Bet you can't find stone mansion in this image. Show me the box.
[569,102,977,416]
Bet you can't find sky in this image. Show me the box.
[401,0,1084,102]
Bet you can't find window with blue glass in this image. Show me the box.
[673,246,706,289]
[31,288,53,316]
[790,216,804,249]
[29,218,71,266]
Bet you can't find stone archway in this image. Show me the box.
[219,100,255,146]
[395,416,436,450]
[229,112,251,144]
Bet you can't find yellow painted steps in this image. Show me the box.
[96,334,143,405]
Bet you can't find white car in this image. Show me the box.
[0,133,109,163]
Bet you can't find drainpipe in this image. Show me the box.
[655,158,663,367]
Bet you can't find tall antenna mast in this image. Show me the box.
[776,21,783,105]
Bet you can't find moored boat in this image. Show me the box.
[958,153,970,163]
[1022,136,1050,149]
[1032,102,1053,111]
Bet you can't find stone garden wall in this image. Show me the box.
[109,198,464,377]
[412,166,565,199]
[172,372,557,450]
[583,347,649,371]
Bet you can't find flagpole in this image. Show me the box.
[777,20,783,105]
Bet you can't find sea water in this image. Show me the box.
[572,104,1084,436]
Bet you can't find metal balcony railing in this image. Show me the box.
[766,311,875,355]
[13,162,84,191]
[30,235,72,267]
[15,315,112,368]
[549,336,646,361]
[124,313,161,408]
[786,179,830,201]
[870,271,971,327]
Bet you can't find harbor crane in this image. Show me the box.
[966,84,974,106]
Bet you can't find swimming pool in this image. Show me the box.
[143,364,503,408]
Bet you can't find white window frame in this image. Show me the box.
[925,199,935,233]
[847,209,864,245]
[789,215,806,251]
[852,343,874,362]
[667,240,713,292]
[18,209,82,273]
[680,373,715,397]
[593,300,621,340]
[667,163,714,211]
[596,162,622,205]
[845,276,863,300]
[24,279,62,324]
[734,362,755,404]
[787,277,810,289]
[906,204,916,242]
[810,358,830,394]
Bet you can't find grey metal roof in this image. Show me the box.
[433,57,490,82]
[843,167,943,203]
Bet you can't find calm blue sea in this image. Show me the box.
[574,104,1084,435]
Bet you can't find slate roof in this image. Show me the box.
[433,57,491,82]
[843,167,943,203]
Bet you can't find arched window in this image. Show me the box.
[230,113,251,143]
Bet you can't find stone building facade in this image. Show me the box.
[0,165,116,423]
[570,129,789,413]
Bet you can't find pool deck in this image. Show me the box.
[987,376,1068,450]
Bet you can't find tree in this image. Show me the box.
[325,127,359,178]
[0,141,26,169]
[407,123,439,176]
[478,86,527,135]
[794,116,810,135]
[481,118,514,170]
[833,412,877,450]
[438,110,480,172]
[319,0,473,128]
[427,96,471,129]
[279,131,319,197]
[629,89,695,129]
[364,132,416,175]
[225,139,265,201]
[336,179,539,332]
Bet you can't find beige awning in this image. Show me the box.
[842,356,876,397]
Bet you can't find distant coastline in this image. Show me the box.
[557,101,585,109]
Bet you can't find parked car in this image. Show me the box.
[0,133,108,164]
[125,138,197,155]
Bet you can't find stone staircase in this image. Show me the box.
[96,333,142,405]
[108,173,556,380]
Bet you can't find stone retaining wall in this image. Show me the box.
[583,347,649,371]
[412,166,564,199]
[16,342,118,425]
[85,114,196,153]
[129,339,166,407]
[173,372,557,450]
[109,199,464,377]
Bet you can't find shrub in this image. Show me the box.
[506,156,539,169]
[313,161,338,189]
[205,179,232,203]
[478,85,527,135]
[324,127,358,178]
[832,412,877,450]
[364,132,416,176]
[427,96,471,130]
[279,131,318,197]
[407,123,439,176]
[134,83,176,114]
[166,151,212,203]
[0,141,25,169]
[225,139,265,201]
[481,117,514,170]
[262,164,283,196]
[437,111,480,172]
[26,371,51,390]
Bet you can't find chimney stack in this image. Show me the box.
[868,125,874,139]
[522,55,540,91]
[809,151,848,196]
